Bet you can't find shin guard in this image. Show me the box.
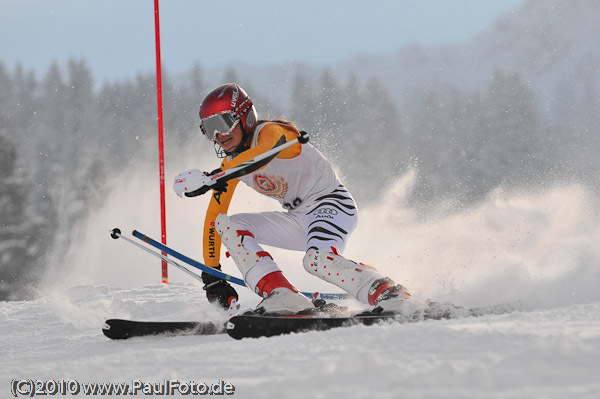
[303,248,403,305]
[215,213,281,294]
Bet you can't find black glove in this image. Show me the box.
[207,168,229,193]
[202,265,238,309]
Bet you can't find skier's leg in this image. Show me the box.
[303,249,426,313]
[298,186,422,312]
[302,185,358,253]
[229,212,307,251]
[303,249,409,304]
[215,213,312,313]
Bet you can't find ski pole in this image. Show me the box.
[129,229,245,286]
[109,228,205,284]
[127,229,351,300]
[206,130,309,186]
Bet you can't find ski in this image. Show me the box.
[225,301,522,340]
[102,319,226,340]
[226,311,397,340]
[102,301,521,340]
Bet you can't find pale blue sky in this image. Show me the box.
[1,0,523,83]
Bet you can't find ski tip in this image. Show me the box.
[102,319,126,340]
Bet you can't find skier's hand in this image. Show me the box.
[206,168,229,194]
[173,169,217,198]
[202,265,238,309]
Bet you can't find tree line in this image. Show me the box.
[0,58,593,300]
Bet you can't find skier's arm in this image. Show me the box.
[174,125,301,198]
[221,124,301,176]
[203,176,240,267]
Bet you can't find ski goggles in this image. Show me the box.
[199,112,239,141]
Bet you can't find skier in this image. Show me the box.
[173,83,421,315]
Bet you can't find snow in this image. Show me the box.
[3,159,600,398]
[2,283,600,398]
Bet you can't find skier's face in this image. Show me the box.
[215,124,243,152]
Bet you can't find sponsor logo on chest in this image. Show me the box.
[252,174,288,199]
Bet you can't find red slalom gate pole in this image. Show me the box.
[154,0,168,283]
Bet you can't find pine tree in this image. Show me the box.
[0,132,43,300]
[484,68,542,186]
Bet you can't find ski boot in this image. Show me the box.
[370,278,427,317]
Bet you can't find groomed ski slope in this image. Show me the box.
[3,178,600,398]
[2,283,600,399]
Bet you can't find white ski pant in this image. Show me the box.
[226,185,358,289]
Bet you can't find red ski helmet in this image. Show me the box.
[199,83,257,142]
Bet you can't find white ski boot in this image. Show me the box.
[253,270,313,314]
[255,286,313,315]
[371,278,428,316]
